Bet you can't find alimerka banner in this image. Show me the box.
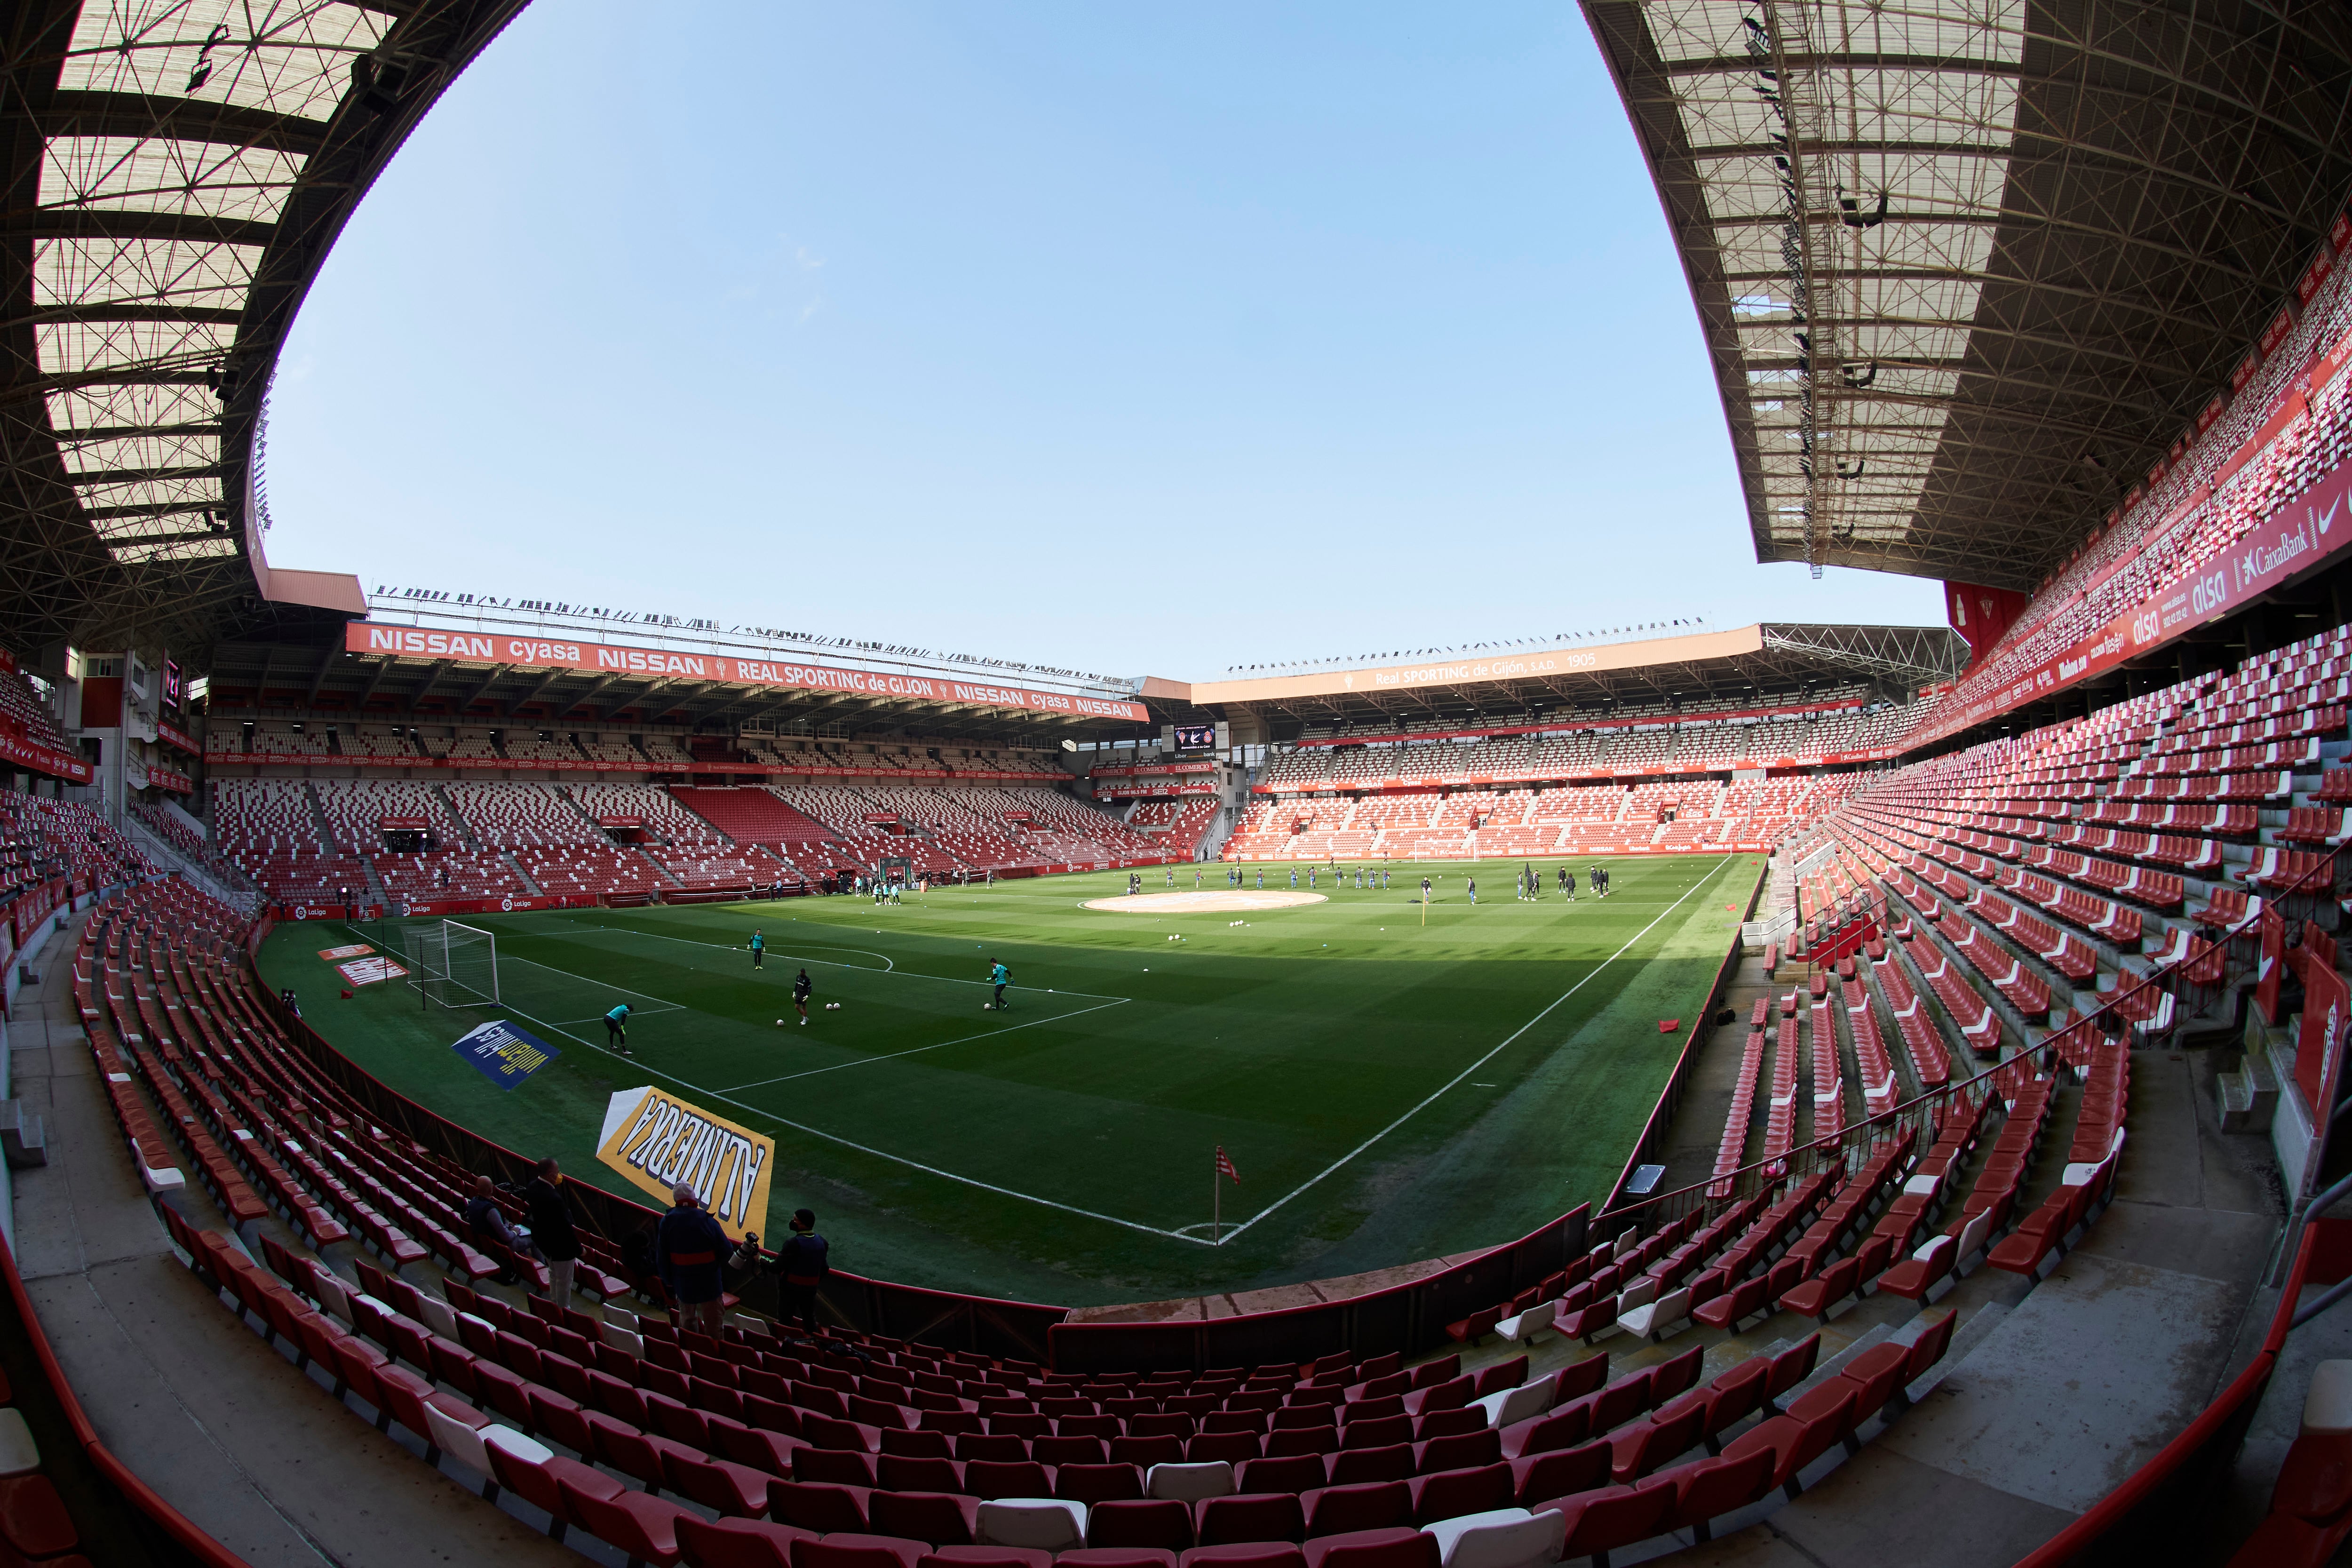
[597,1086,775,1234]
[345,622,1145,722]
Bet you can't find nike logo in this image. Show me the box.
[2320,494,2342,534]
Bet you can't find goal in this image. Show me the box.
[404,920,501,1010]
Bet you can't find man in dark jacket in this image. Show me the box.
[463,1175,525,1285]
[656,1182,730,1335]
[774,1208,829,1331]
[522,1157,581,1302]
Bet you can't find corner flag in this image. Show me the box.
[1216,1146,1241,1185]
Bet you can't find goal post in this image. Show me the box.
[405,919,501,1010]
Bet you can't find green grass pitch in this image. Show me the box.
[259,854,1762,1307]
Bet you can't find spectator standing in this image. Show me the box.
[774,1209,830,1332]
[522,1157,580,1301]
[655,1182,730,1336]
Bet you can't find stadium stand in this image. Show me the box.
[1125,797,1220,858]
[212,780,363,907]
[26,17,2352,1564]
[0,661,72,753]
[68,867,2019,1568]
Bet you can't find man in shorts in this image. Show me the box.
[990,960,1011,1011]
[793,968,813,1025]
[604,1003,633,1056]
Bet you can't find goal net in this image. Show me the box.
[405,920,500,1009]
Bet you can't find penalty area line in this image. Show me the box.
[719,996,1131,1091]
[1213,854,1733,1247]
[515,1007,1203,1247]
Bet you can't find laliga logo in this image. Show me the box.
[501,896,515,911]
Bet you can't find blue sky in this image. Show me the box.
[263,0,1943,682]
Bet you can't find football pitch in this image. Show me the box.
[258,855,1763,1307]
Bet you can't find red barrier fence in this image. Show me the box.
[1046,1207,1586,1376]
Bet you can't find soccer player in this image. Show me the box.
[793,968,812,1025]
[1420,876,1432,903]
[750,930,764,970]
[604,1002,633,1056]
[1166,868,1175,888]
[1290,869,1298,889]
[989,960,1011,1011]
[1467,875,1477,906]
[1564,869,1576,901]
[1256,869,1265,889]
[1308,868,1317,890]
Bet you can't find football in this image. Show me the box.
[776,1019,784,1026]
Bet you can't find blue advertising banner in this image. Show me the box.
[451,1018,560,1090]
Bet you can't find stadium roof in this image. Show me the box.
[0,0,525,662]
[1585,0,2352,592]
[1162,621,1964,731]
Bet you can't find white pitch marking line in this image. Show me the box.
[1213,854,1733,1246]
[596,925,1130,1002]
[720,997,1131,1091]
[451,947,1190,1242]
[502,1000,1205,1246]
[497,955,694,1017]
